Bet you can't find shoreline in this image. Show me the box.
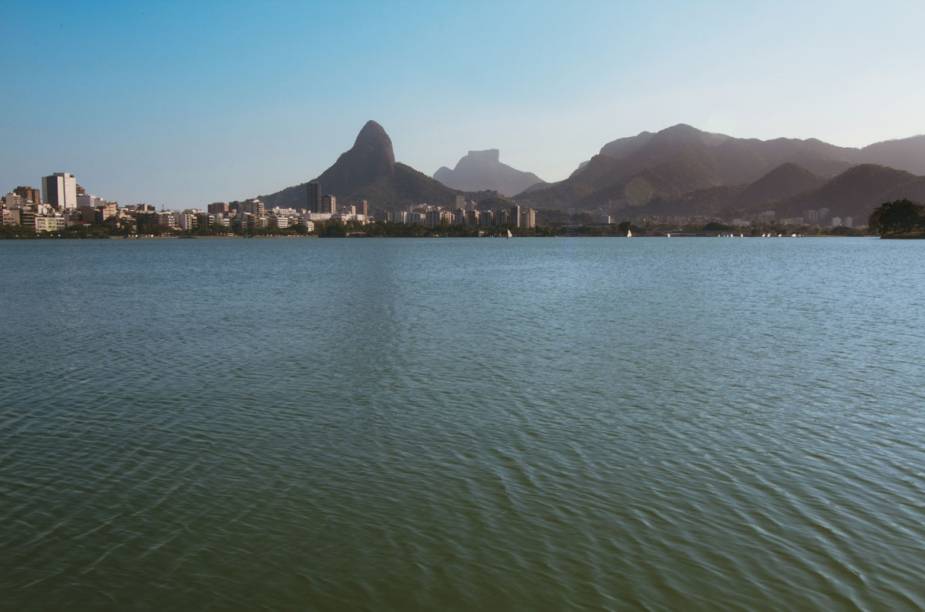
[0,233,878,241]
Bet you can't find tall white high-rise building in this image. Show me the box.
[42,172,77,209]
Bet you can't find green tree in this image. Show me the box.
[869,199,924,236]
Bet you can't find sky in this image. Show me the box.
[3,0,924,208]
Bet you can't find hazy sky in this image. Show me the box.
[3,0,924,208]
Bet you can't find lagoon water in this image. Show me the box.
[1,237,924,610]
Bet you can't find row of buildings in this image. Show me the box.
[0,172,331,234]
[384,196,537,229]
[305,181,539,229]
[4,173,542,234]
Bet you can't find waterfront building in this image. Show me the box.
[321,194,336,215]
[240,199,265,217]
[425,208,442,227]
[511,204,522,228]
[2,193,24,208]
[14,186,40,205]
[99,202,118,220]
[19,209,35,228]
[41,172,77,209]
[844,216,853,228]
[76,193,103,208]
[157,212,177,229]
[34,215,66,232]
[307,181,321,212]
[208,202,229,215]
[479,210,494,226]
[521,207,537,229]
[386,210,408,224]
[831,216,843,227]
[176,212,196,231]
[1,208,21,225]
[77,206,99,224]
[356,200,369,217]
[238,212,256,230]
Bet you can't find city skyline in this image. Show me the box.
[3,0,925,209]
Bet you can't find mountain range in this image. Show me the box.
[433,149,545,197]
[257,120,925,222]
[514,124,925,221]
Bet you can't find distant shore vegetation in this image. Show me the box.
[868,200,925,238]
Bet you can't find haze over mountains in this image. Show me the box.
[434,149,545,197]
[258,120,925,223]
[511,124,925,222]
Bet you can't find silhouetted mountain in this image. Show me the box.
[627,163,925,221]
[732,163,825,211]
[434,149,545,197]
[778,164,925,219]
[861,135,925,176]
[518,125,860,210]
[261,120,457,209]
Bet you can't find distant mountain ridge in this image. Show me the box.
[777,164,925,220]
[256,120,925,222]
[732,163,825,211]
[260,120,457,210]
[434,149,545,197]
[514,123,925,221]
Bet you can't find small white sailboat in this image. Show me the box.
[506,229,513,238]
[626,229,633,238]
[667,233,671,238]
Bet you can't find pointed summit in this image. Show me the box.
[260,120,457,210]
[316,120,397,193]
[353,120,396,166]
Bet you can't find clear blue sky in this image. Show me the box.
[3,0,924,208]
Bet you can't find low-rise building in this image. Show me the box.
[2,208,21,226]
[158,212,177,229]
[35,215,66,233]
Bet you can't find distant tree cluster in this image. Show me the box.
[868,200,925,237]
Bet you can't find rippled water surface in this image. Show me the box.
[1,237,924,610]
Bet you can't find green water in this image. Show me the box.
[1,237,923,610]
